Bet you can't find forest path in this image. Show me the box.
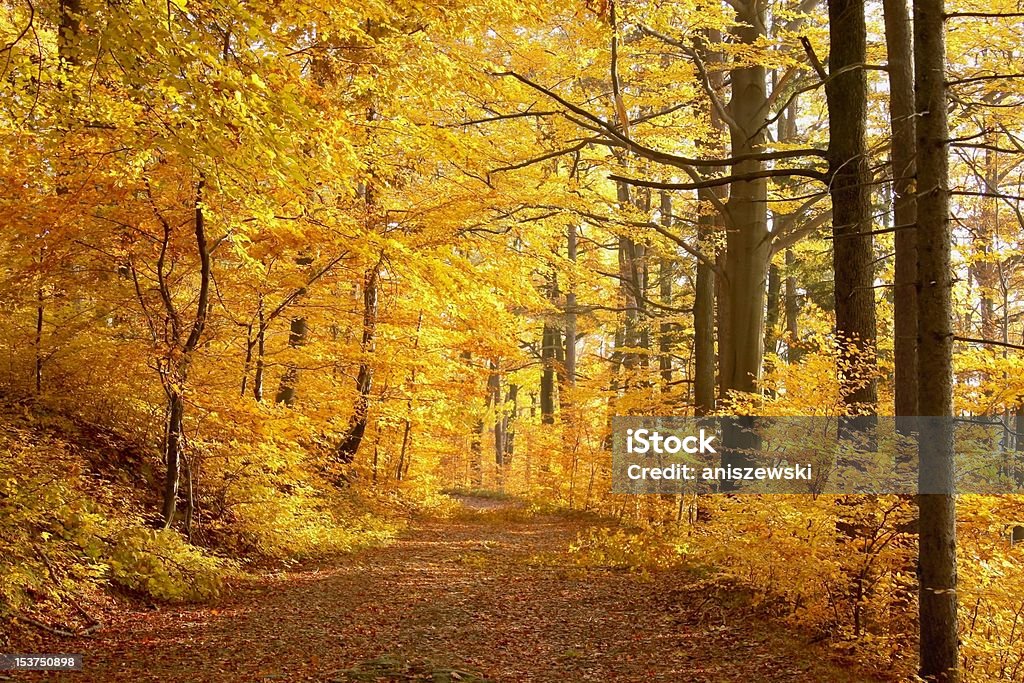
[34,497,870,682]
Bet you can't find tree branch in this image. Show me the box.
[609,167,828,190]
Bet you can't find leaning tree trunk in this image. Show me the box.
[826,0,878,415]
[913,0,959,674]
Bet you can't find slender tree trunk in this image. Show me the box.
[504,383,518,465]
[884,0,919,424]
[696,26,727,407]
[827,0,878,414]
[469,417,483,488]
[975,145,999,343]
[1016,332,1024,483]
[241,324,254,397]
[693,232,716,407]
[162,178,211,528]
[488,361,505,470]
[633,184,652,376]
[914,0,959,673]
[337,263,379,463]
[540,323,556,425]
[785,247,802,363]
[765,76,794,372]
[395,311,423,481]
[658,192,675,385]
[617,181,646,375]
[619,233,643,373]
[565,223,578,387]
[761,262,782,399]
[34,273,43,393]
[764,263,782,358]
[253,315,266,402]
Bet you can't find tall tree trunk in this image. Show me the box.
[827,0,878,414]
[720,4,769,397]
[617,182,646,375]
[762,262,782,399]
[34,270,43,393]
[717,7,768,484]
[914,0,959,673]
[975,145,999,343]
[765,76,794,371]
[658,192,675,385]
[634,183,652,376]
[162,178,211,528]
[565,223,578,386]
[694,32,723,415]
[336,264,379,464]
[1016,331,1024,483]
[884,0,918,424]
[764,263,782,359]
[784,247,802,363]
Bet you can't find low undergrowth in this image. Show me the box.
[0,401,424,644]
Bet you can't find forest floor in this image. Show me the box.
[18,496,880,682]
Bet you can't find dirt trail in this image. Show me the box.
[25,498,872,682]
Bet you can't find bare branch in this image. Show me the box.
[609,167,828,190]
